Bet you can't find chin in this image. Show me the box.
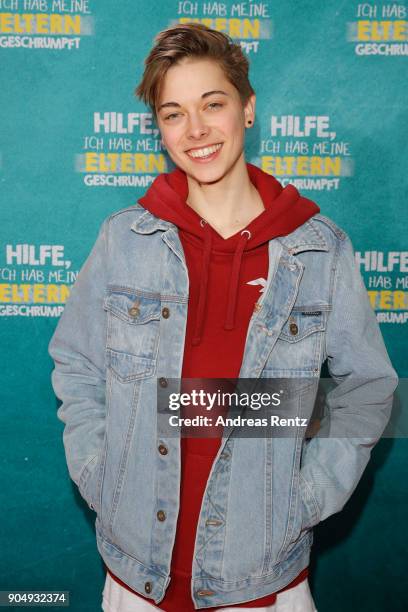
[191,171,225,185]
[184,162,232,185]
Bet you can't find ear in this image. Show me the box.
[244,93,256,127]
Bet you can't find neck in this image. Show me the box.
[185,155,264,239]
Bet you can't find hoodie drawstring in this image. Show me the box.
[192,221,212,346]
[224,229,251,331]
[192,222,251,346]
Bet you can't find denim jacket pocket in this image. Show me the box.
[104,289,161,360]
[264,307,329,375]
[279,307,327,343]
[107,348,156,382]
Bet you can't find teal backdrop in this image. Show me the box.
[1,1,407,610]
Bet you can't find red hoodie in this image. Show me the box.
[107,162,319,610]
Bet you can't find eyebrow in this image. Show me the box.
[157,90,229,112]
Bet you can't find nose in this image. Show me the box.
[186,113,209,141]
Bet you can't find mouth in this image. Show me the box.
[185,143,223,162]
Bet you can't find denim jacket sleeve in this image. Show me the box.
[299,233,398,528]
[48,218,109,507]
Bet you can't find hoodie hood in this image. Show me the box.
[138,162,320,345]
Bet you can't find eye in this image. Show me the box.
[164,112,182,121]
[207,102,223,110]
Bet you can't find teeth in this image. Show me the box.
[187,143,222,158]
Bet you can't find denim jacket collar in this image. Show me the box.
[131,205,329,254]
[130,205,172,234]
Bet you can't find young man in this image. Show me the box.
[48,24,398,612]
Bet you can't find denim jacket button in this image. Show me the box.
[157,509,166,521]
[159,377,168,388]
[128,306,140,317]
[289,322,298,335]
[162,307,170,318]
[144,581,152,594]
[158,444,168,455]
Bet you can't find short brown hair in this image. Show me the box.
[135,23,255,119]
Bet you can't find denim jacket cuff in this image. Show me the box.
[299,471,321,531]
[78,454,100,512]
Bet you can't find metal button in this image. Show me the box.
[144,581,152,594]
[159,377,168,388]
[128,301,140,317]
[158,444,168,455]
[162,307,170,319]
[157,509,166,521]
[289,322,298,335]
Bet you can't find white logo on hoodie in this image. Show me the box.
[246,278,267,293]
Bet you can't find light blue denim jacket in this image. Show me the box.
[48,204,398,609]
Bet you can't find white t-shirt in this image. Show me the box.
[101,572,318,612]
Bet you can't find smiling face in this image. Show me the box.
[156,57,255,185]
